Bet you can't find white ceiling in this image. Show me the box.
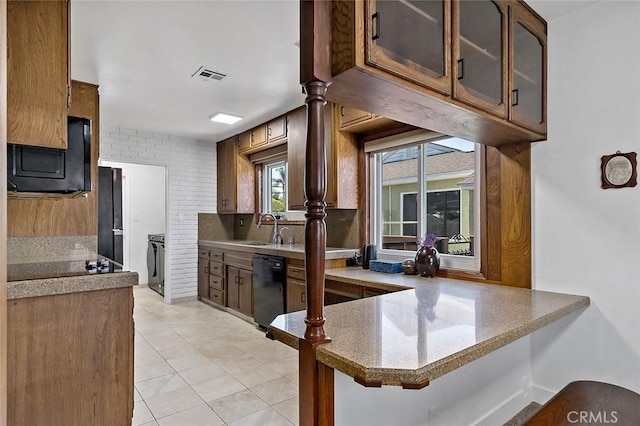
[71,0,598,144]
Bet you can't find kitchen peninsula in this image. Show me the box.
[269,271,590,424]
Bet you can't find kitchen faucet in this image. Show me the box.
[257,212,280,244]
[278,227,294,247]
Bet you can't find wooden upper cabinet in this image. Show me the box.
[238,130,252,153]
[216,136,255,214]
[365,0,451,96]
[328,0,547,146]
[452,0,508,118]
[339,105,372,128]
[288,104,359,210]
[251,125,267,149]
[509,0,547,135]
[7,0,70,148]
[267,116,287,144]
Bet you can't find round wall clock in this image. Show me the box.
[601,151,637,189]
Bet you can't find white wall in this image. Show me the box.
[101,161,166,285]
[531,1,640,398]
[100,126,216,302]
[335,336,532,426]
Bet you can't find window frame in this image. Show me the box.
[262,159,288,214]
[369,138,481,272]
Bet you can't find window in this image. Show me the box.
[263,160,287,213]
[370,135,479,270]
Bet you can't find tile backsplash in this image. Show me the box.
[198,210,359,249]
[8,236,98,259]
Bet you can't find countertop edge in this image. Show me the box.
[8,272,139,300]
[315,295,591,387]
[198,240,356,260]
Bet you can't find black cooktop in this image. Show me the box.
[7,256,123,282]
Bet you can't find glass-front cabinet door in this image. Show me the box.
[452,0,508,118]
[509,1,547,134]
[365,0,451,96]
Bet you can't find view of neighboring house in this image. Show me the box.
[380,141,475,255]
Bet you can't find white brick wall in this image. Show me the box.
[100,125,216,302]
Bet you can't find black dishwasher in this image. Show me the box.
[252,254,286,329]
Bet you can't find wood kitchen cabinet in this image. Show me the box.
[365,0,451,95]
[452,0,508,118]
[509,0,547,134]
[251,125,267,149]
[266,115,287,144]
[238,130,252,153]
[328,0,547,145]
[224,250,253,317]
[227,266,253,316]
[286,279,306,313]
[198,252,210,300]
[7,0,70,148]
[216,136,254,214]
[8,287,134,425]
[238,115,288,154]
[198,247,225,306]
[338,104,399,133]
[286,262,306,313]
[288,104,359,210]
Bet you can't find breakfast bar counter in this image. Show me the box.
[269,272,590,388]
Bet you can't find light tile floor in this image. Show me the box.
[133,287,299,426]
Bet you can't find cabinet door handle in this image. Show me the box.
[372,12,380,40]
[235,275,239,284]
[457,58,464,80]
[340,106,345,117]
[204,267,209,274]
[301,292,306,303]
[239,276,243,285]
[268,127,272,137]
[512,89,519,106]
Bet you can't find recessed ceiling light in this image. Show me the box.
[210,113,243,124]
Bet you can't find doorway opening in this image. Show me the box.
[100,161,167,297]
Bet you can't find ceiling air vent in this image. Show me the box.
[191,66,227,82]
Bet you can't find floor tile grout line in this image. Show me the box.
[133,287,300,425]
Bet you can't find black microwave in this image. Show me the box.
[7,116,91,193]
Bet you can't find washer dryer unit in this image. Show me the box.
[147,233,165,296]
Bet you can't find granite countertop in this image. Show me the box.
[7,254,138,299]
[199,240,357,260]
[8,272,139,300]
[269,272,590,388]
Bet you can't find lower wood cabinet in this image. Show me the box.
[198,247,225,306]
[8,287,134,425]
[224,250,254,317]
[198,254,209,300]
[227,266,253,316]
[286,278,306,313]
